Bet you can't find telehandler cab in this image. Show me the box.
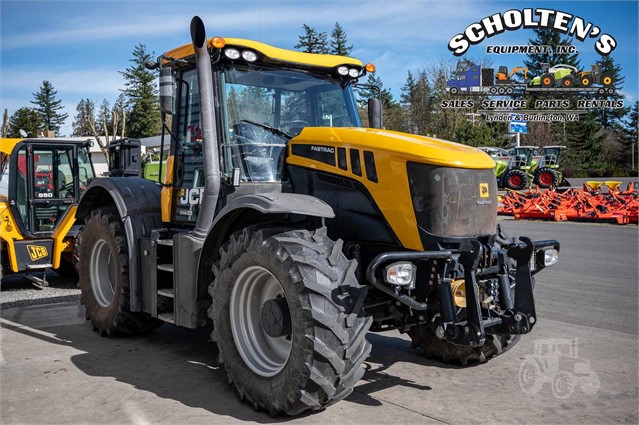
[75,16,560,415]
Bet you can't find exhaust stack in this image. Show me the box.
[190,16,221,239]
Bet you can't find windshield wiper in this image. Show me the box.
[241,119,294,140]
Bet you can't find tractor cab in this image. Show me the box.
[509,146,538,170]
[534,145,569,188]
[155,38,368,225]
[539,145,566,168]
[0,138,95,280]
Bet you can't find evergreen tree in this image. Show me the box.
[453,120,493,147]
[565,114,606,172]
[356,74,403,130]
[524,27,581,77]
[622,101,638,171]
[7,107,43,137]
[72,99,97,136]
[357,74,394,108]
[400,70,436,135]
[30,80,68,134]
[120,44,160,138]
[329,22,353,56]
[294,24,329,54]
[590,55,628,128]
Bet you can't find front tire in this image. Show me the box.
[78,207,160,336]
[534,168,559,188]
[210,227,372,415]
[504,169,529,190]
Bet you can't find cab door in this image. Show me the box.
[9,143,81,270]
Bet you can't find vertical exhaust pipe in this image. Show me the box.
[190,16,220,239]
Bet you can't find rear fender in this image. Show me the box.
[77,177,162,311]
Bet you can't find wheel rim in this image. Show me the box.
[230,266,292,377]
[539,172,554,186]
[510,175,522,187]
[89,239,116,307]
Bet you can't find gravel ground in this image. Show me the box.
[0,271,80,310]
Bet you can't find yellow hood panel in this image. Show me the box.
[292,127,495,169]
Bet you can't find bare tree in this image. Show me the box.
[83,98,127,163]
[1,109,8,138]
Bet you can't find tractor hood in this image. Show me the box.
[288,127,495,169]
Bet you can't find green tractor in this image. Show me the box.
[530,64,578,88]
[533,146,570,188]
[499,146,539,190]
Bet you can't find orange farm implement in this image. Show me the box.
[498,181,638,225]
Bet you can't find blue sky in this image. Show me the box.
[1,0,637,136]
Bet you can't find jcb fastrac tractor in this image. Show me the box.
[1,138,95,284]
[75,17,560,415]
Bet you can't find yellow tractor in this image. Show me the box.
[0,138,95,284]
[75,16,560,415]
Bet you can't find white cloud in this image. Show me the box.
[1,0,492,50]
[1,67,124,95]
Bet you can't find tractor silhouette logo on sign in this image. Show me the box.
[518,338,600,399]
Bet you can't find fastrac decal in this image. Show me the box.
[448,8,616,57]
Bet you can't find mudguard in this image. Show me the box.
[196,193,335,295]
[76,177,162,311]
[213,193,335,225]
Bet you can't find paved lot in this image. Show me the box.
[1,219,637,424]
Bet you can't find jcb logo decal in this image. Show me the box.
[479,183,489,198]
[27,245,49,261]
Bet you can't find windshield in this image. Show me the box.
[219,64,361,182]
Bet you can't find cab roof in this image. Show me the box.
[163,37,363,69]
[0,138,91,155]
[0,138,22,155]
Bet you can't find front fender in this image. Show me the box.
[196,193,335,296]
[213,193,335,226]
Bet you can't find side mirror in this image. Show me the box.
[159,67,176,115]
[368,98,383,129]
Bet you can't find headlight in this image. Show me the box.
[536,248,559,268]
[241,50,258,62]
[384,262,416,289]
[224,48,240,60]
[337,66,349,76]
[348,68,360,78]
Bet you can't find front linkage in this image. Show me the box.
[366,230,559,348]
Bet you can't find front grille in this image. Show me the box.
[407,162,497,238]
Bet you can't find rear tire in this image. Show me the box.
[561,76,574,87]
[210,226,372,416]
[600,72,614,87]
[504,169,529,190]
[78,207,161,336]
